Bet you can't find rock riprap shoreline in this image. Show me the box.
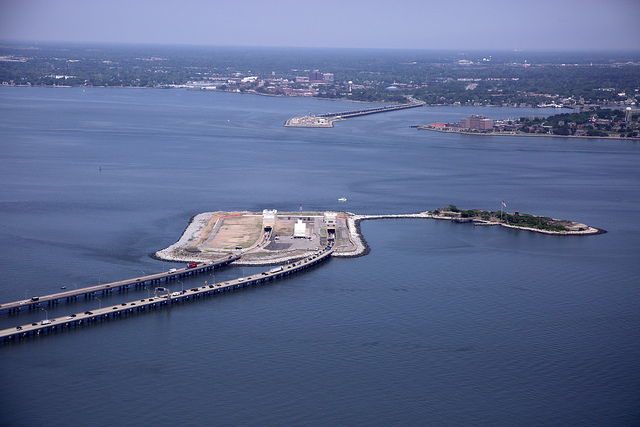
[153,208,604,266]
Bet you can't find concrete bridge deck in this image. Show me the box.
[0,254,240,314]
[315,101,425,118]
[284,101,425,127]
[1,245,333,343]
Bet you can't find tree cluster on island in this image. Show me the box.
[424,108,639,139]
[513,108,638,138]
[430,205,582,233]
[1,43,639,109]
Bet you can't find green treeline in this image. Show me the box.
[515,108,639,138]
[435,206,570,232]
[500,213,570,232]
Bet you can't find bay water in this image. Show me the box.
[0,87,638,426]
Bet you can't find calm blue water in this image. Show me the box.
[0,87,639,426]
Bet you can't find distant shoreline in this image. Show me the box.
[416,125,640,141]
[2,86,633,113]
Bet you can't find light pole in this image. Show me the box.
[41,308,48,320]
[178,280,184,292]
[145,287,150,298]
[95,296,101,309]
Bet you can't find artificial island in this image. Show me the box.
[1,206,603,342]
[154,207,604,266]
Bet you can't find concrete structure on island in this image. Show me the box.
[324,212,337,228]
[461,114,494,130]
[155,207,604,268]
[293,219,306,238]
[263,209,277,230]
[154,210,358,265]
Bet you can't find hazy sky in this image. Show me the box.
[1,0,639,51]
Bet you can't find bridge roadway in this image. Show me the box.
[0,254,241,314]
[315,101,425,119]
[1,245,333,343]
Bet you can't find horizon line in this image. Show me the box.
[2,39,640,54]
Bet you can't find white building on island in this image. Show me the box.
[262,209,277,231]
[293,219,307,238]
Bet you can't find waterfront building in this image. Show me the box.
[460,114,494,130]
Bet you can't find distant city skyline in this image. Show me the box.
[1,0,639,51]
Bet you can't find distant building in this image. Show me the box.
[322,73,334,82]
[460,114,493,130]
[309,70,323,82]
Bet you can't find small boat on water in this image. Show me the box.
[338,197,347,202]
[60,286,66,290]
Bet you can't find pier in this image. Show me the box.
[0,255,240,314]
[284,100,425,127]
[1,245,333,343]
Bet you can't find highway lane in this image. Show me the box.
[1,245,334,342]
[0,254,240,313]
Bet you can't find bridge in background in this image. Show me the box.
[284,100,425,127]
[316,101,425,119]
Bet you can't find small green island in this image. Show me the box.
[428,205,605,234]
